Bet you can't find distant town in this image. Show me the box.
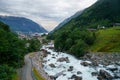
[16,31,48,40]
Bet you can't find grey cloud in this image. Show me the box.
[0,0,97,31]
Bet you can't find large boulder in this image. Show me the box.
[71,75,82,80]
[49,76,57,79]
[68,66,74,71]
[49,63,56,68]
[92,61,98,66]
[77,71,82,75]
[106,65,118,72]
[97,76,103,80]
[98,69,113,80]
[114,73,120,79]
[91,72,98,76]
[57,57,70,63]
[80,62,91,66]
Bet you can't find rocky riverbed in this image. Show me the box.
[41,45,120,80]
[81,52,120,66]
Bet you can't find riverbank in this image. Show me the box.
[31,52,52,80]
[41,45,120,80]
[19,45,120,80]
[81,52,120,66]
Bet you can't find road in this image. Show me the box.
[21,54,33,80]
[18,52,52,80]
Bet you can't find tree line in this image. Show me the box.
[0,21,41,80]
[49,28,96,58]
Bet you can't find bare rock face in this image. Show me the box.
[49,63,56,68]
[57,57,70,63]
[97,69,113,80]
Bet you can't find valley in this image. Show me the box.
[29,44,120,80]
[0,0,120,80]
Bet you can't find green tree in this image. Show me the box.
[0,21,27,80]
[28,39,41,52]
[0,65,15,80]
[70,39,87,57]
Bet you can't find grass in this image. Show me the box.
[32,68,45,80]
[12,73,20,80]
[90,26,120,52]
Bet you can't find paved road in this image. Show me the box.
[19,52,52,80]
[21,54,33,80]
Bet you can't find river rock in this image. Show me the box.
[63,74,66,76]
[86,53,92,59]
[106,65,118,72]
[115,62,120,66]
[98,69,113,80]
[81,62,91,66]
[46,51,51,54]
[91,72,98,76]
[52,54,55,56]
[49,76,57,79]
[49,63,56,68]
[108,67,118,72]
[92,61,98,66]
[71,75,82,80]
[57,57,70,63]
[52,56,56,59]
[43,52,48,57]
[68,66,74,71]
[77,71,82,74]
[42,60,47,63]
[114,73,120,79]
[97,76,103,80]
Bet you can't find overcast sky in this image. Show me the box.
[0,0,97,31]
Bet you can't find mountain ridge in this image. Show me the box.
[52,10,83,32]
[0,16,47,33]
[48,0,120,57]
[52,0,120,32]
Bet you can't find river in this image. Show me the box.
[41,44,120,80]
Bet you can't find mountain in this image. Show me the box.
[52,10,83,32]
[48,0,120,57]
[52,0,120,33]
[0,21,10,32]
[0,16,47,33]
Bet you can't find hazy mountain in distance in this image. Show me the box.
[0,16,47,33]
[51,10,83,33]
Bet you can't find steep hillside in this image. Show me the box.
[53,0,120,32]
[0,16,47,33]
[90,27,120,52]
[49,0,120,57]
[52,10,83,32]
[0,21,10,31]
